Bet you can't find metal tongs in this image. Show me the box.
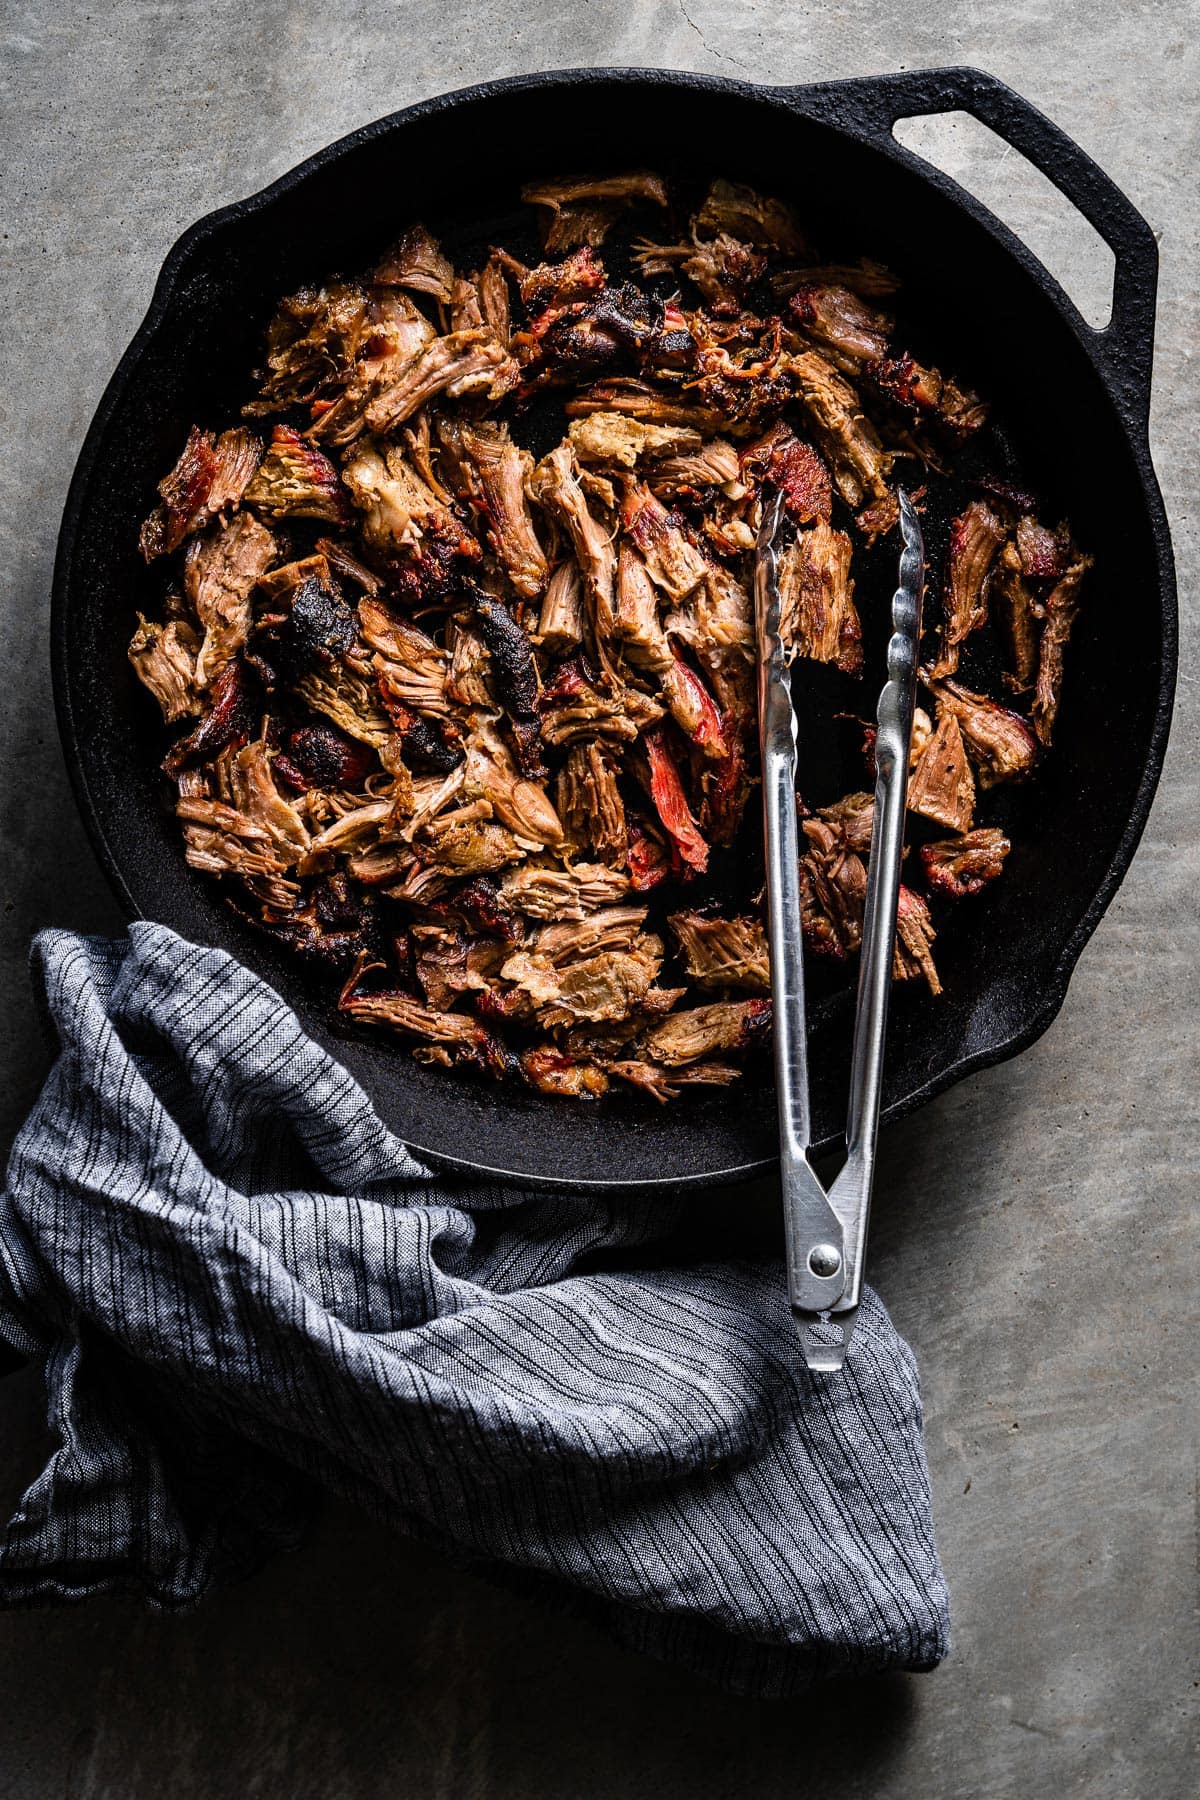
[755,487,925,1373]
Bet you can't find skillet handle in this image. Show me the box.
[797,66,1159,430]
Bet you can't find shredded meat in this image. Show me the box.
[128,615,201,722]
[670,912,770,993]
[920,828,1011,899]
[522,172,668,251]
[907,709,976,834]
[185,512,277,689]
[929,678,1040,787]
[139,425,262,559]
[776,519,861,674]
[1032,553,1093,746]
[930,501,1008,679]
[130,170,1088,1099]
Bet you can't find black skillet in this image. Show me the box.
[51,66,1176,1189]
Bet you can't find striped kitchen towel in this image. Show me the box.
[0,923,948,1696]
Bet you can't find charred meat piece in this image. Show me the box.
[670,912,770,994]
[243,425,348,523]
[743,424,832,525]
[907,708,976,834]
[162,660,256,777]
[920,827,1011,900]
[1032,552,1092,746]
[466,586,546,779]
[514,244,607,312]
[522,171,668,251]
[139,425,262,560]
[929,677,1039,786]
[930,500,1008,680]
[868,352,987,438]
[274,722,375,793]
[556,742,627,865]
[776,519,861,675]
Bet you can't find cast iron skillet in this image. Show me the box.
[52,66,1176,1189]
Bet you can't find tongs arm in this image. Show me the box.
[754,494,845,1318]
[819,491,925,1361]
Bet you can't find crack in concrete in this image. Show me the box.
[676,1,751,73]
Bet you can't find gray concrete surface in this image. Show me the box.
[1,2,1196,1794]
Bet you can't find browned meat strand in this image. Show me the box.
[128,170,1089,1101]
[776,519,862,674]
[930,500,1008,679]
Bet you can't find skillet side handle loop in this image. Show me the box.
[794,65,1159,433]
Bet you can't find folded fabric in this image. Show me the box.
[0,923,948,1696]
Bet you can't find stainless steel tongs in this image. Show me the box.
[755,487,925,1373]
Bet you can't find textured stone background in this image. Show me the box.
[1,3,1196,1794]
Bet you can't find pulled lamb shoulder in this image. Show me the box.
[132,170,1088,1102]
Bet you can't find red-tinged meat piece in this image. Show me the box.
[920,828,1011,899]
[644,727,709,873]
[161,660,256,777]
[660,656,728,760]
[627,816,672,891]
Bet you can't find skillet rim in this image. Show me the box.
[50,64,1178,1190]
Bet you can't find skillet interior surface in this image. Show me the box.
[53,71,1174,1187]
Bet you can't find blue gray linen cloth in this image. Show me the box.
[0,922,948,1695]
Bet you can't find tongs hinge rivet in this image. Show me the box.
[808,1244,842,1279]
